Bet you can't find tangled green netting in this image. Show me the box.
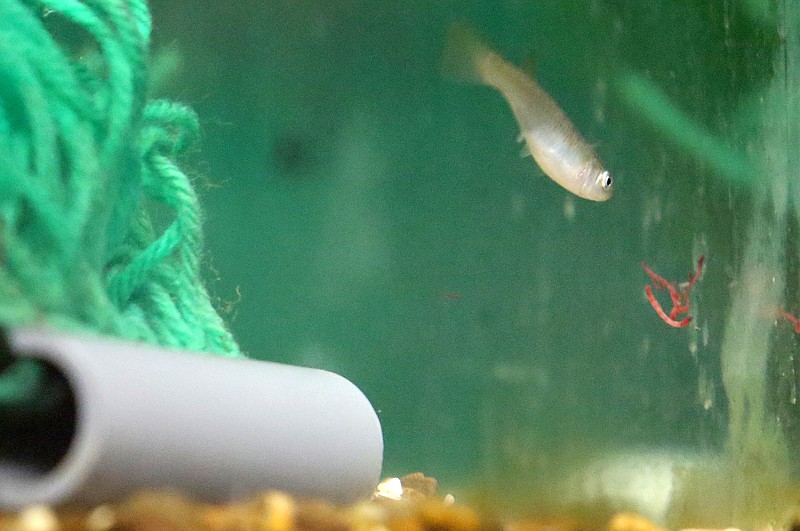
[0,0,242,401]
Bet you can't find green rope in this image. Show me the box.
[0,1,241,403]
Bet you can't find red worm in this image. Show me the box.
[779,310,800,334]
[642,256,704,328]
[645,285,692,328]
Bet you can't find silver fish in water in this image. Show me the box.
[443,23,613,202]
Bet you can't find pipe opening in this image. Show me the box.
[0,330,76,478]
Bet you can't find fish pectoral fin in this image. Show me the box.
[516,134,531,157]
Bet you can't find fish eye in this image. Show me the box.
[600,172,612,190]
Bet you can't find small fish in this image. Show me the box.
[442,23,613,201]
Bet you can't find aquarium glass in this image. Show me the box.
[149,0,800,526]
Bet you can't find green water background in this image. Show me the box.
[148,0,794,514]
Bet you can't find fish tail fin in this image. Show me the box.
[441,23,494,84]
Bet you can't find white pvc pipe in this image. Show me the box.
[0,328,383,509]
